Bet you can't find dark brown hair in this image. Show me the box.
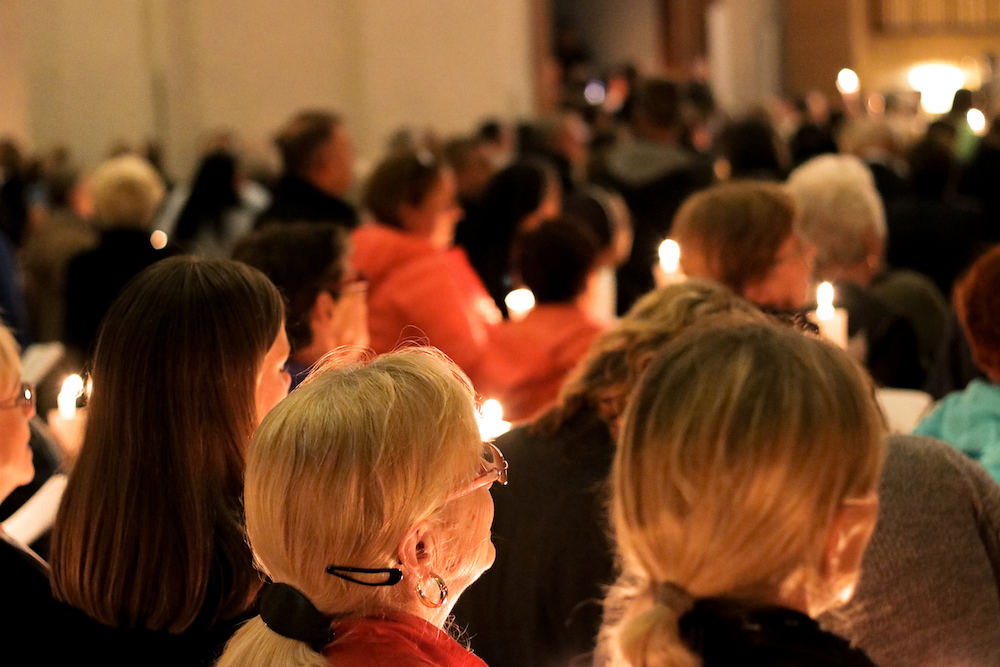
[956,244,1000,381]
[362,151,444,229]
[51,257,284,633]
[672,180,798,294]
[233,223,349,355]
[275,111,340,178]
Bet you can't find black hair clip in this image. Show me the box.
[325,565,403,587]
[258,582,334,651]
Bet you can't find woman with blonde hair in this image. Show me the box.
[605,322,887,667]
[218,348,503,667]
[454,281,768,667]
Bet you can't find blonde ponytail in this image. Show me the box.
[218,617,328,667]
[605,322,886,667]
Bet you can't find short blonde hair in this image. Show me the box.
[218,348,483,667]
[786,154,885,272]
[89,155,164,229]
[0,325,20,393]
[607,322,886,667]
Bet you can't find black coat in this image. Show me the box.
[454,412,617,667]
[253,175,358,230]
[682,599,878,667]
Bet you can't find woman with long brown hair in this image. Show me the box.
[49,256,289,665]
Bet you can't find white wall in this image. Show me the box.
[554,0,662,74]
[0,0,30,145]
[708,0,782,113]
[4,0,536,178]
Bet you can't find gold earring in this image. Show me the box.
[415,574,448,608]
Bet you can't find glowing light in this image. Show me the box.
[968,108,987,135]
[816,282,835,320]
[505,288,535,321]
[584,79,606,106]
[478,399,511,440]
[908,63,965,115]
[58,374,84,419]
[150,230,168,250]
[836,68,859,95]
[482,399,503,423]
[658,240,681,274]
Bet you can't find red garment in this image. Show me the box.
[476,304,604,423]
[325,611,488,667]
[352,224,500,384]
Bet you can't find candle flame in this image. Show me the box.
[816,282,836,320]
[58,374,84,418]
[658,240,681,273]
[505,288,535,316]
[481,399,503,423]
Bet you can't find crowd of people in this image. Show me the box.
[1,70,1000,667]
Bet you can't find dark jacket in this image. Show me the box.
[683,599,877,667]
[253,175,357,229]
[593,139,713,313]
[64,228,179,356]
[453,411,616,667]
[834,280,925,389]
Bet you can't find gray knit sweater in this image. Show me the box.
[822,434,1000,666]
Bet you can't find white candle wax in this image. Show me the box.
[810,282,849,349]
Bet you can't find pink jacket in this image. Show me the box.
[352,224,500,384]
[476,303,604,423]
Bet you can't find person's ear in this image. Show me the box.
[397,520,441,582]
[310,290,337,328]
[815,494,879,613]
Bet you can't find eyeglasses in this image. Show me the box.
[0,383,34,411]
[446,442,508,502]
[326,273,368,300]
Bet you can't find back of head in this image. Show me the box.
[90,155,165,230]
[362,150,444,230]
[51,256,284,632]
[218,349,482,667]
[275,111,338,179]
[672,181,798,295]
[907,138,955,197]
[480,159,553,226]
[564,186,633,265]
[635,79,682,133]
[515,218,598,305]
[537,280,766,434]
[174,151,240,243]
[787,154,885,273]
[233,223,348,356]
[956,244,1000,382]
[609,322,886,667]
[716,116,786,180]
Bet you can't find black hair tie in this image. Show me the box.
[258,582,334,651]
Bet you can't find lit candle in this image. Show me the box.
[478,399,511,440]
[810,282,849,349]
[58,374,84,419]
[655,239,684,287]
[49,374,87,457]
[505,288,535,322]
